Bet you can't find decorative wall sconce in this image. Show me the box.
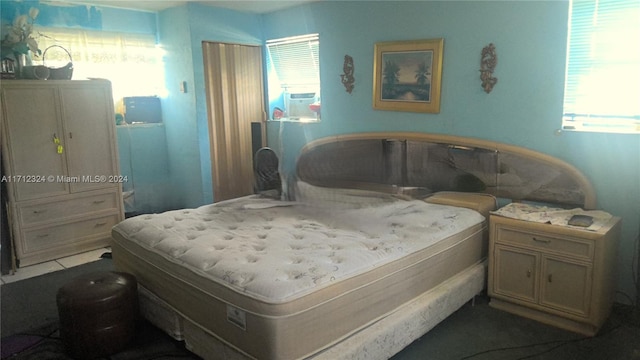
[340,55,355,94]
[480,43,497,93]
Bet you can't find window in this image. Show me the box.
[36,27,164,108]
[562,0,640,133]
[266,33,320,122]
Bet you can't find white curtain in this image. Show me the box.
[35,26,164,106]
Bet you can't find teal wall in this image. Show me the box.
[262,1,640,302]
[117,124,171,214]
[186,4,262,204]
[263,1,575,162]
[157,6,201,210]
[156,3,262,208]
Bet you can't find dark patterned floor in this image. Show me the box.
[1,258,198,359]
[1,320,198,360]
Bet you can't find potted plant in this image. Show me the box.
[1,7,42,76]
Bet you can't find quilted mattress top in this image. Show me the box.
[112,188,484,303]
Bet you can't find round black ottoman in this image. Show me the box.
[56,271,138,359]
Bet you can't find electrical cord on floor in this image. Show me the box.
[8,326,61,357]
[634,218,640,318]
[460,322,622,360]
[514,323,624,360]
[597,216,640,329]
[459,338,579,360]
[613,301,640,329]
[107,351,197,360]
[12,327,60,340]
[10,326,196,360]
[616,290,635,306]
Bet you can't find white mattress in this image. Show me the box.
[112,191,486,359]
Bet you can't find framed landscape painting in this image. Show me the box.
[373,38,444,113]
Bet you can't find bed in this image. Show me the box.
[111,132,595,360]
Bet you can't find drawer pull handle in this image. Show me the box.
[95,222,108,227]
[548,274,553,283]
[526,269,531,278]
[37,234,49,238]
[533,237,551,243]
[32,210,47,214]
[93,200,106,204]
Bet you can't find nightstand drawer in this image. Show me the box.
[496,226,594,260]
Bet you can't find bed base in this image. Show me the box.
[136,261,486,360]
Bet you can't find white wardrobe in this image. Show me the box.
[1,80,124,267]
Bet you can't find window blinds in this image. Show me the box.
[562,0,640,133]
[266,33,319,90]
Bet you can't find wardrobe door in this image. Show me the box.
[58,83,119,193]
[1,86,69,201]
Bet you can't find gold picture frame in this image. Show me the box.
[373,38,444,113]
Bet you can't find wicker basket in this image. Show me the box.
[43,45,74,80]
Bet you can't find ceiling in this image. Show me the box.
[58,0,318,13]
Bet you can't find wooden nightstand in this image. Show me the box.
[488,212,621,336]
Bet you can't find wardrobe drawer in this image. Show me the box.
[18,192,119,225]
[495,226,594,260]
[22,214,119,253]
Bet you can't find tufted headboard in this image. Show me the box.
[296,132,596,209]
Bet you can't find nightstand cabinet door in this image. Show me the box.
[540,257,592,317]
[493,245,538,303]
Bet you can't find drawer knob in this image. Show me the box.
[526,269,531,278]
[548,274,553,283]
[533,237,551,244]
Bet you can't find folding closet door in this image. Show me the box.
[203,42,266,202]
